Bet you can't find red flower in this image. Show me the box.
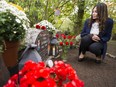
[65,42,69,45]
[63,35,66,39]
[61,34,66,39]
[70,42,73,46]
[67,35,72,39]
[55,34,59,38]
[10,74,18,81]
[61,34,65,37]
[36,24,41,29]
[41,26,46,30]
[4,61,84,87]
[41,78,56,87]
[59,42,63,46]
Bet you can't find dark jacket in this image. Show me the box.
[80,18,114,59]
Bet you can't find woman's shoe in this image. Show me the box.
[78,53,85,62]
[95,59,101,64]
[78,57,85,62]
[95,56,102,64]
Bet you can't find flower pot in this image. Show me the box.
[2,41,20,68]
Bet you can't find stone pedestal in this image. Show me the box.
[0,54,10,86]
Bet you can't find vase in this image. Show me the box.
[2,40,20,68]
[61,51,68,62]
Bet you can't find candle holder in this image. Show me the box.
[48,37,59,58]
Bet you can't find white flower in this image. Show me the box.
[0,0,30,30]
[0,0,31,42]
[15,18,21,23]
[39,20,56,30]
[13,31,17,34]
[75,34,81,42]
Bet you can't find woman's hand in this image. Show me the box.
[92,34,100,42]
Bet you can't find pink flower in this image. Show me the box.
[61,34,66,39]
[72,35,76,39]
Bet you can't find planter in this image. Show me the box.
[2,41,20,68]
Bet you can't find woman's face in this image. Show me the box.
[92,7,98,20]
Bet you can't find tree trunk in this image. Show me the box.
[74,0,85,35]
[44,0,49,20]
[112,33,116,40]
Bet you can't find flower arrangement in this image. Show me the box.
[34,20,60,35]
[4,60,84,87]
[37,20,56,31]
[55,33,76,61]
[0,0,30,42]
[35,24,46,30]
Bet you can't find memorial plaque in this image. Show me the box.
[35,30,50,60]
[25,28,50,60]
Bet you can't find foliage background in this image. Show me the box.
[6,0,116,36]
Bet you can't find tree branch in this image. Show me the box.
[48,0,70,18]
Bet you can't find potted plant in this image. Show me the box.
[0,0,30,67]
[0,11,26,42]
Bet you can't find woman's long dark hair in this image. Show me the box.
[89,3,108,31]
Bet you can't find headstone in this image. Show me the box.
[19,47,42,70]
[25,28,50,60]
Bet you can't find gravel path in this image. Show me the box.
[65,40,116,87]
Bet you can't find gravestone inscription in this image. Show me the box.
[35,30,50,60]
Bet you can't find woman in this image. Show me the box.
[78,3,114,64]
